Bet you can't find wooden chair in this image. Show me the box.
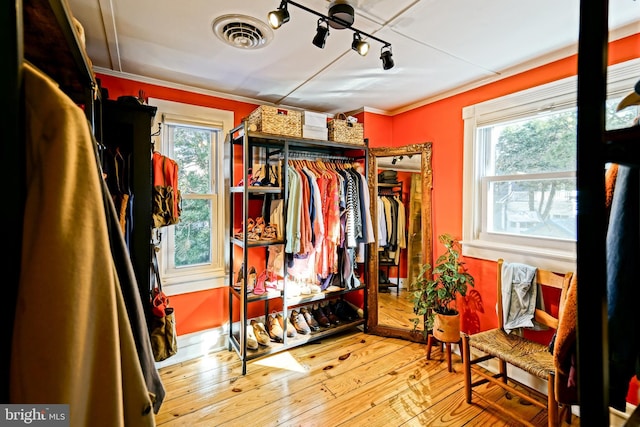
[461,259,574,427]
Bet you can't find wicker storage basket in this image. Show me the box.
[248,106,302,137]
[327,114,365,145]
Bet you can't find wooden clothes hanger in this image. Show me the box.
[616,79,640,112]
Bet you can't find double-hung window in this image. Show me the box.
[462,59,640,272]
[149,98,233,294]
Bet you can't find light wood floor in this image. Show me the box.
[378,287,422,331]
[155,328,580,426]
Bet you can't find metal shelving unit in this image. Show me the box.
[226,120,369,374]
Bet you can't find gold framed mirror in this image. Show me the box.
[366,143,433,341]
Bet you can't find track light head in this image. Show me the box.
[380,44,394,70]
[268,1,290,29]
[312,19,330,49]
[351,32,369,56]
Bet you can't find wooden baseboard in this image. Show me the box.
[155,326,228,369]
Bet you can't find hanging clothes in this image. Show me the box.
[284,158,372,284]
[393,195,407,265]
[377,192,406,265]
[13,62,158,426]
[606,162,640,411]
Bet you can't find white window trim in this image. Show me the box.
[149,98,233,295]
[462,58,640,273]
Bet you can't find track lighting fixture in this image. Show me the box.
[267,1,290,29]
[351,32,369,56]
[268,0,395,70]
[380,44,394,70]
[312,19,330,49]
[391,155,404,165]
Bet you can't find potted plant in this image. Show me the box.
[410,233,475,342]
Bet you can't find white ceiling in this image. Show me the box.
[66,0,640,115]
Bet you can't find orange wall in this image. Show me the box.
[97,74,258,128]
[97,74,259,335]
[98,33,639,357]
[366,33,640,337]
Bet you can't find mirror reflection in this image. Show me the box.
[367,144,433,341]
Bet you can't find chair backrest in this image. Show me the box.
[496,258,573,331]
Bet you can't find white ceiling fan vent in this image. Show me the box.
[212,14,274,50]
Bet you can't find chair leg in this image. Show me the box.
[500,359,508,384]
[547,372,558,427]
[564,404,572,424]
[462,334,472,403]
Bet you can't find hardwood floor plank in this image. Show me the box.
[283,345,458,426]
[154,301,581,427]
[161,334,411,426]
[156,331,389,425]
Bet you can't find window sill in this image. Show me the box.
[163,274,226,296]
[461,238,576,273]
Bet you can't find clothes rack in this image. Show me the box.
[286,150,361,162]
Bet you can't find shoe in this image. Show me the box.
[277,312,296,337]
[333,300,356,322]
[323,302,341,325]
[309,284,321,294]
[291,310,311,334]
[245,323,259,350]
[253,270,267,295]
[253,217,265,238]
[299,284,311,295]
[250,319,271,346]
[312,304,330,328]
[262,223,278,240]
[233,263,244,291]
[301,307,320,331]
[247,266,257,293]
[287,282,301,297]
[266,314,284,342]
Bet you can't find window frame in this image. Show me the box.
[462,58,640,273]
[149,98,233,295]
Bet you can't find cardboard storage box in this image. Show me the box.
[248,105,302,137]
[302,124,328,140]
[302,111,328,128]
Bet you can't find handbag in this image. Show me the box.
[148,249,178,362]
[152,151,182,228]
[148,307,177,362]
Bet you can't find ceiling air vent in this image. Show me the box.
[212,14,274,50]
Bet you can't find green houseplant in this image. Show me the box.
[410,233,475,341]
